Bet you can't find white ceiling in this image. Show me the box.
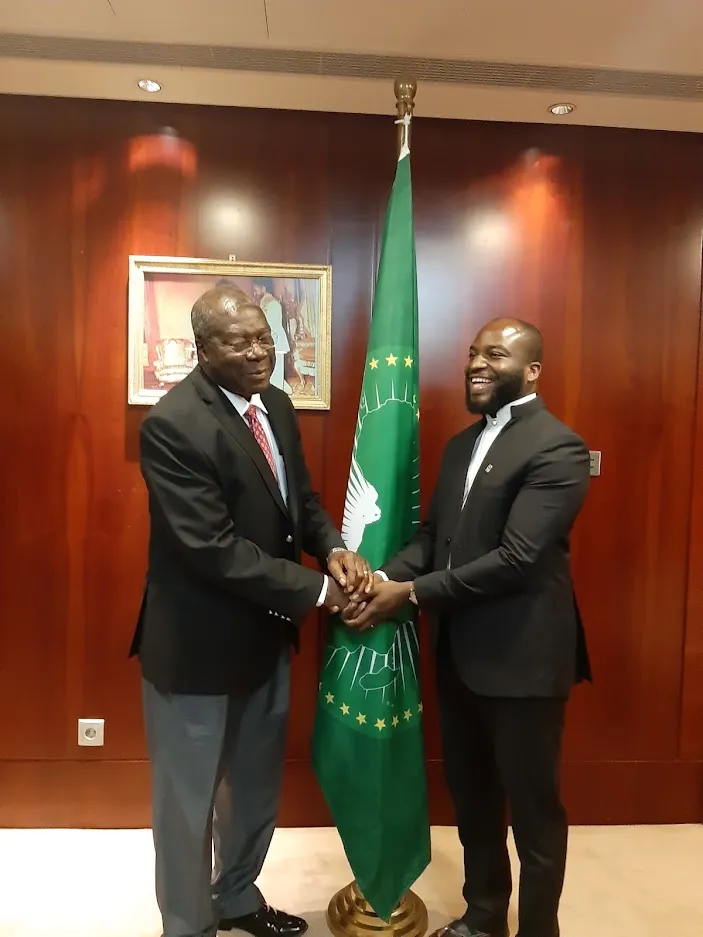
[2,0,702,71]
[1,0,703,131]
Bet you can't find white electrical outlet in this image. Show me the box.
[78,718,105,747]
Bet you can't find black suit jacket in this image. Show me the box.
[382,397,591,698]
[129,366,345,696]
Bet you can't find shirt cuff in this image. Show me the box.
[316,575,329,607]
[375,570,389,582]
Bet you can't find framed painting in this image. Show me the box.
[127,256,332,409]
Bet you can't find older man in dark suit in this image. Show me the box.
[130,286,370,937]
[347,319,591,937]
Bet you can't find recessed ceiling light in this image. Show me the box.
[138,79,161,93]
[548,103,574,116]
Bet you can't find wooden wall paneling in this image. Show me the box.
[80,130,185,764]
[409,122,703,818]
[0,95,701,827]
[563,133,702,768]
[0,121,72,763]
[680,267,703,782]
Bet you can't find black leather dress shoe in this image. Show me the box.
[219,905,308,937]
[429,918,509,937]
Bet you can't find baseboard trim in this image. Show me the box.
[0,758,700,827]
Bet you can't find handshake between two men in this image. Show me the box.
[324,549,415,631]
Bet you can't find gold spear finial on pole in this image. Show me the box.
[394,78,417,157]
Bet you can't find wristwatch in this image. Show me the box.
[409,585,418,606]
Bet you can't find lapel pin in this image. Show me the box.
[485,464,493,473]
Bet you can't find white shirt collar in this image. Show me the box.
[218,387,269,418]
[488,392,537,427]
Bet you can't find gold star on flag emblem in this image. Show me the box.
[392,715,400,728]
[356,713,367,725]
[325,692,334,704]
[375,718,386,731]
[418,702,424,713]
[386,353,397,366]
[340,703,350,715]
[369,358,379,369]
[404,355,413,367]
[403,709,412,721]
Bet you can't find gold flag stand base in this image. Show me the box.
[326,881,428,937]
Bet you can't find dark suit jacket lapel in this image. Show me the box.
[190,367,288,517]
[262,388,300,528]
[447,420,485,517]
[459,396,546,516]
[460,428,507,517]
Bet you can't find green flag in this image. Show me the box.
[312,142,430,921]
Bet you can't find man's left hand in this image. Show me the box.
[343,580,413,631]
[327,550,373,601]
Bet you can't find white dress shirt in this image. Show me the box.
[219,387,329,606]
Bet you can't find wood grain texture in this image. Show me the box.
[0,759,699,828]
[680,293,703,774]
[0,95,701,827]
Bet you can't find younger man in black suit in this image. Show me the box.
[347,319,591,937]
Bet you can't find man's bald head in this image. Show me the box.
[465,318,543,416]
[190,286,275,398]
[190,286,258,345]
[480,318,543,363]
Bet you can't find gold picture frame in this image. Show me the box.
[128,256,332,409]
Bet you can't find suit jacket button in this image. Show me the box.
[445,536,452,545]
[286,535,293,543]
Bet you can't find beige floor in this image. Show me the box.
[0,825,701,937]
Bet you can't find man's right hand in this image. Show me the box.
[324,578,355,615]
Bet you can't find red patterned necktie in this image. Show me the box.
[245,405,278,482]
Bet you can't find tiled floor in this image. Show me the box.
[0,825,701,936]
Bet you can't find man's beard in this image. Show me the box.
[466,371,526,416]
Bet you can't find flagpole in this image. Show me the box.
[325,76,428,937]
[394,78,417,156]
